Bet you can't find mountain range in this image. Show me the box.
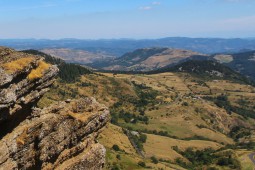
[1,37,255,56]
[85,47,255,81]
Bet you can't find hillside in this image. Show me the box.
[153,60,254,86]
[32,51,255,169]
[91,48,255,83]
[92,48,206,71]
[213,51,255,81]
[41,48,115,64]
[22,49,92,83]
[0,47,109,169]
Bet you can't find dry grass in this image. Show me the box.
[39,71,255,169]
[99,124,136,154]
[144,134,222,162]
[124,100,234,144]
[100,126,186,170]
[236,150,255,170]
[28,61,50,80]
[78,74,138,107]
[2,57,35,73]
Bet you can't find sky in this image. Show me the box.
[0,0,255,39]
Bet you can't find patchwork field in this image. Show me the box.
[39,71,255,169]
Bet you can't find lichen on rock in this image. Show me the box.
[0,47,109,170]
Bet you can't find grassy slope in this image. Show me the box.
[39,71,255,169]
[225,51,255,81]
[144,134,222,161]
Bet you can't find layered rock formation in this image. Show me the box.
[0,47,109,170]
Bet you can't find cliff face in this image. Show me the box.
[0,47,109,170]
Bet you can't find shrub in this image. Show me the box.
[138,161,146,167]
[112,144,120,151]
[139,134,147,143]
[111,164,121,170]
[116,154,121,160]
[217,157,240,168]
[151,156,158,164]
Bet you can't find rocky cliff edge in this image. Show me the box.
[0,47,109,170]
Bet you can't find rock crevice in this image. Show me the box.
[0,47,109,170]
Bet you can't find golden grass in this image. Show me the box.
[2,57,35,73]
[27,61,50,80]
[99,124,136,154]
[236,150,255,170]
[39,70,255,168]
[125,101,234,144]
[78,74,138,107]
[144,134,223,161]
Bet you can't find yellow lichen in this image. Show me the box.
[16,128,28,146]
[16,138,25,145]
[2,57,35,73]
[27,61,50,80]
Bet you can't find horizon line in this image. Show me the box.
[0,36,255,41]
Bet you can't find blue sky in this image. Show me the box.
[0,0,254,39]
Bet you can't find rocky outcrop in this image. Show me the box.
[0,98,109,170]
[0,47,58,126]
[0,47,109,170]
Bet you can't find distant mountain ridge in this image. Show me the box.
[90,47,255,81]
[1,37,255,56]
[91,47,206,71]
[3,37,253,81]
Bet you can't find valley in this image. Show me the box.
[92,48,205,71]
[41,48,115,65]
[0,47,254,169]
[37,59,255,169]
[1,0,255,169]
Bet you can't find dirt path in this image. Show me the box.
[124,129,145,158]
[249,152,255,170]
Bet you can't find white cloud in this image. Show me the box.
[223,15,255,24]
[152,1,161,5]
[139,6,152,10]
[217,15,255,31]
[139,1,161,11]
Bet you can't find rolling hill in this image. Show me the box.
[213,51,255,81]
[29,50,255,170]
[89,48,255,83]
[151,60,254,86]
[91,48,206,71]
[41,48,115,64]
